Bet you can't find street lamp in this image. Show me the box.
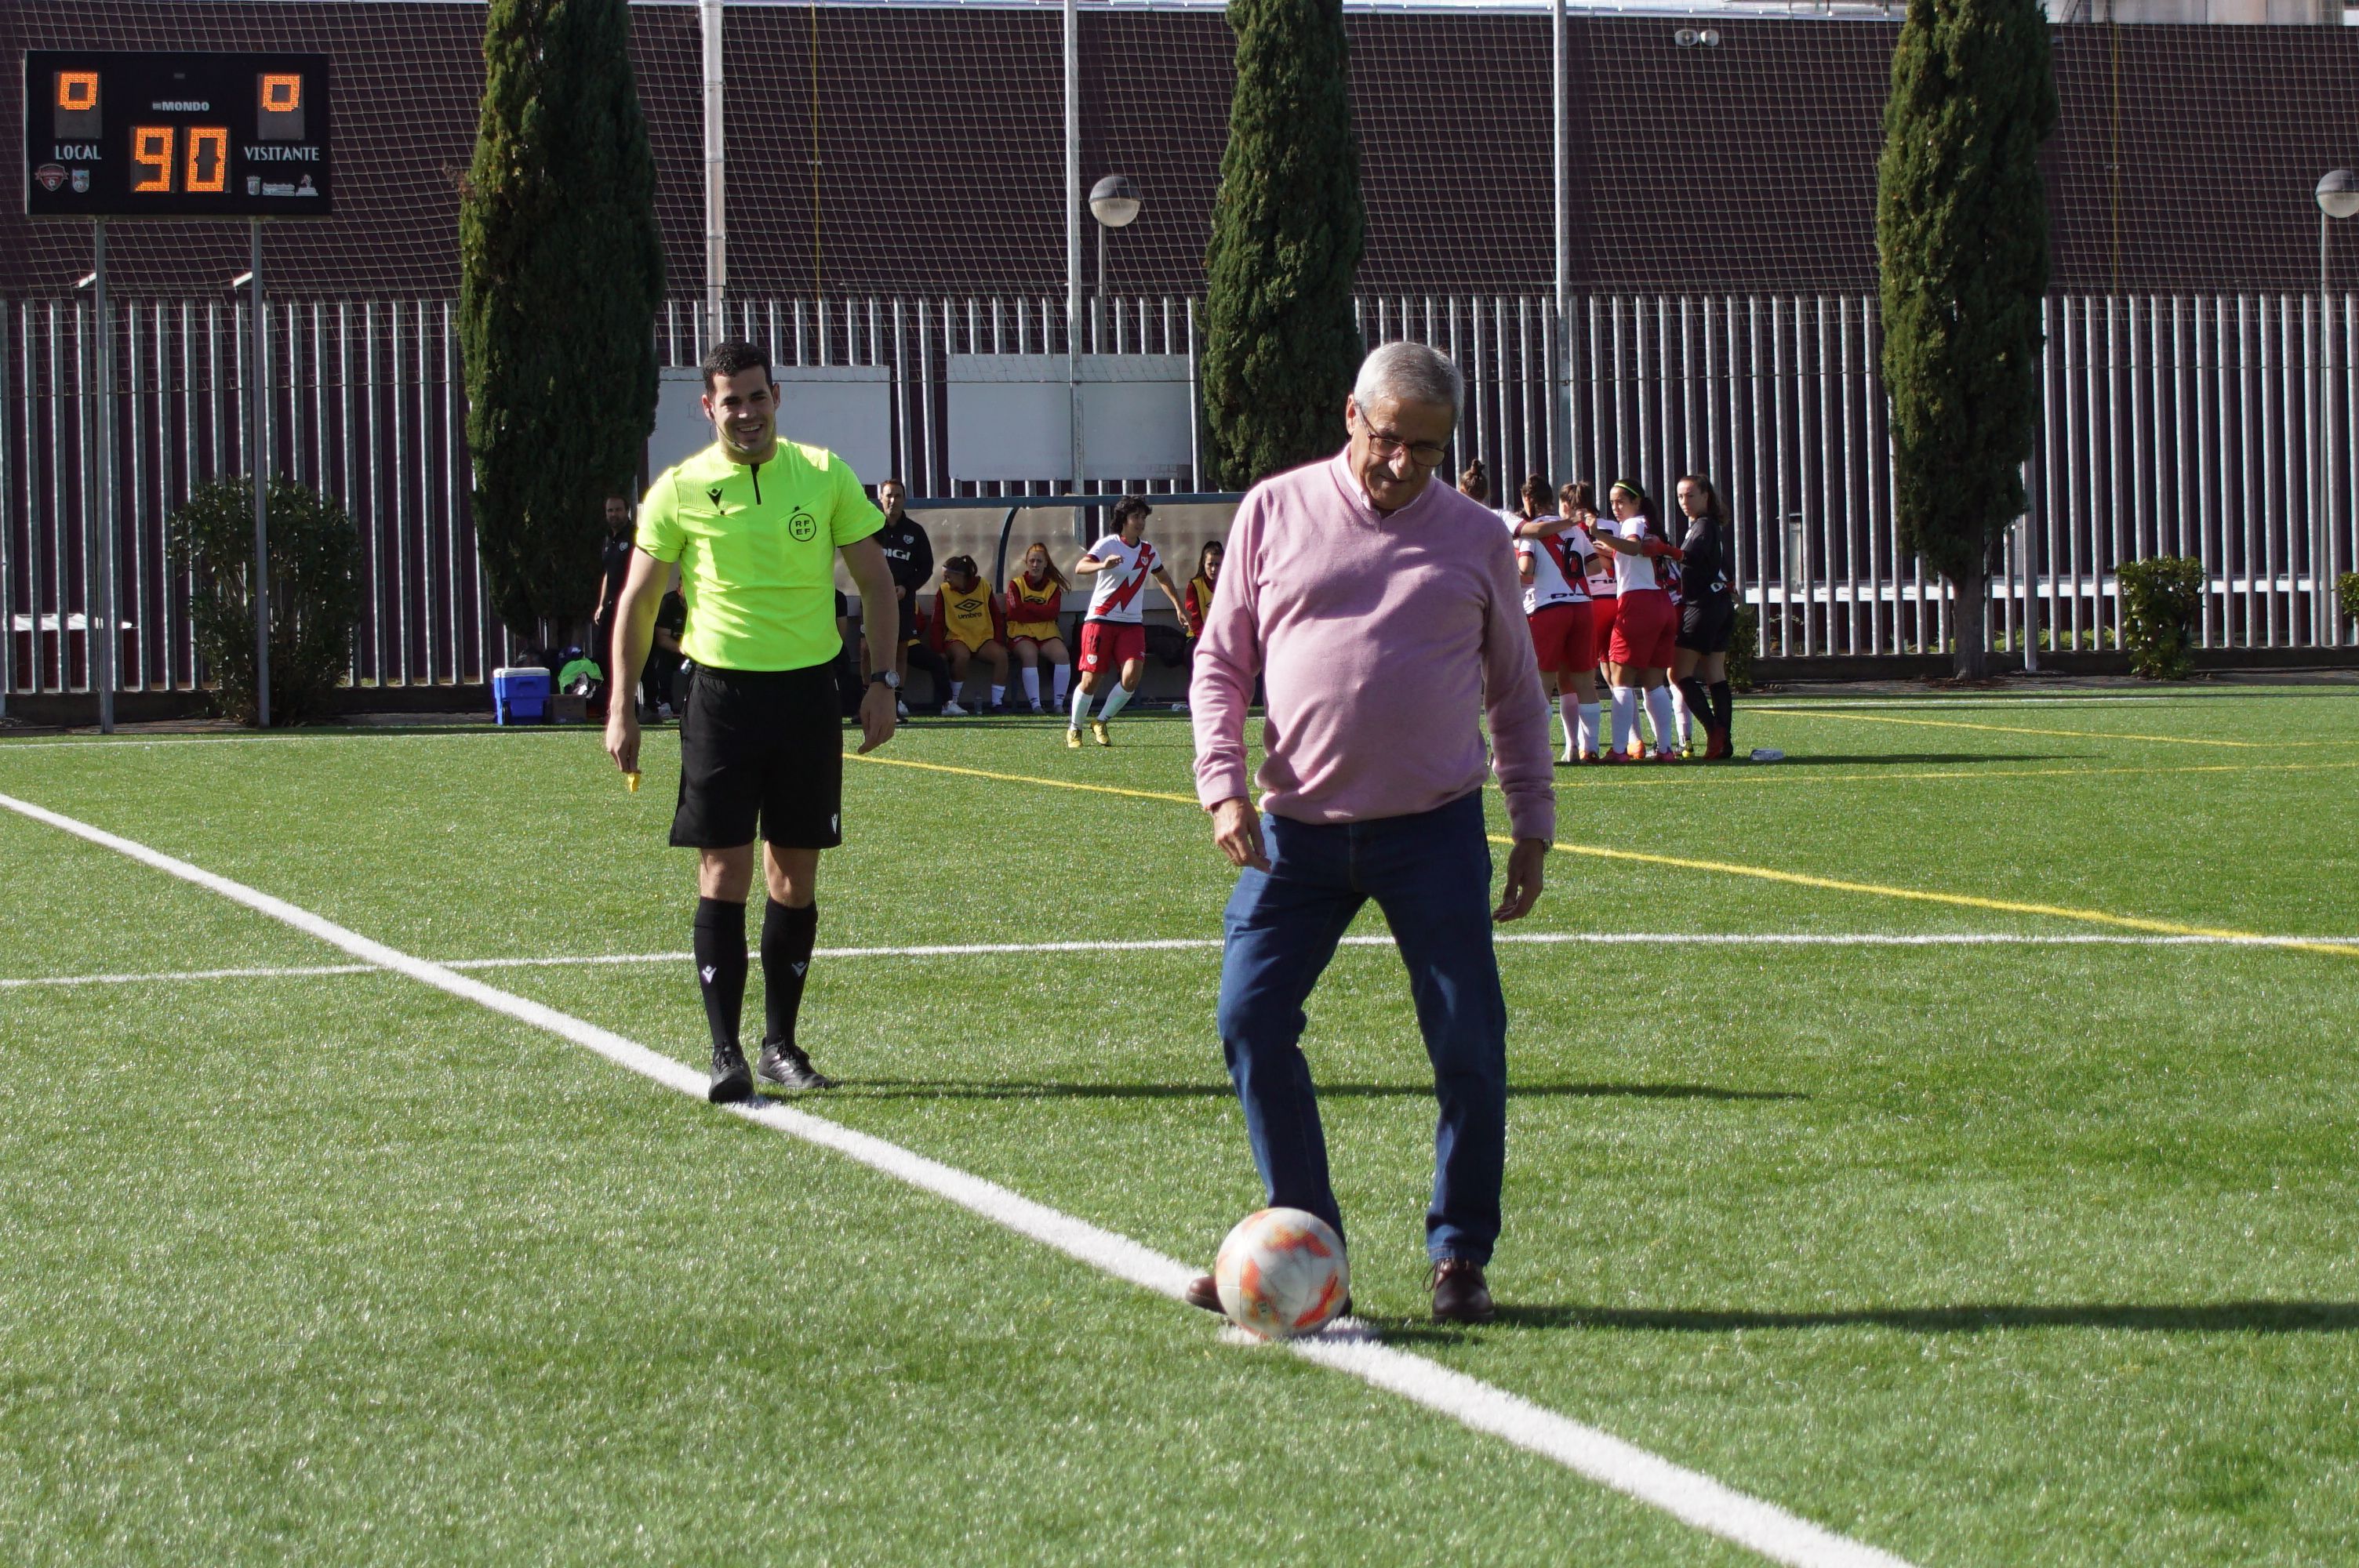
[1089,174,1140,347]
[2316,170,2357,645]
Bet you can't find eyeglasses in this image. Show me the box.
[1352,411,1449,469]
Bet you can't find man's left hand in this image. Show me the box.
[856,680,897,755]
[1493,837,1547,922]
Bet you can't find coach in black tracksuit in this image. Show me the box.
[874,477,952,712]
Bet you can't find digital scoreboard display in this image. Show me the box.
[23,51,332,219]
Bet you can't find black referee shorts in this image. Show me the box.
[671,664,844,851]
[1675,596,1736,655]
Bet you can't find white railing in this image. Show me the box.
[5,288,2351,704]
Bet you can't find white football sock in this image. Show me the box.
[1610,688,1637,756]
[1069,685,1093,729]
[990,684,1005,707]
[1051,664,1071,703]
[1098,682,1135,722]
[1020,666,1041,705]
[1670,684,1694,747]
[1645,687,1679,753]
[1558,695,1579,760]
[1578,702,1601,756]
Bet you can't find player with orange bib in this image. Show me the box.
[1068,495,1187,746]
[1003,540,1072,715]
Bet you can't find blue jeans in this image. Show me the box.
[1216,789,1508,1266]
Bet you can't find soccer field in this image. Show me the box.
[3,687,2356,1566]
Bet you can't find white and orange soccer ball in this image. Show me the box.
[1213,1207,1350,1339]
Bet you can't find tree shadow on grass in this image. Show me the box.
[1378,1301,2359,1341]
[825,1079,1803,1104]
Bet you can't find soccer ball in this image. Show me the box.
[1213,1207,1349,1339]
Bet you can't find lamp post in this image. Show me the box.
[1088,174,1140,350]
[2316,170,2357,646]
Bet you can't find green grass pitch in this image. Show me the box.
[2,686,2355,1566]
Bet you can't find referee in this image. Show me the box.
[606,340,902,1102]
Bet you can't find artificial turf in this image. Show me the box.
[2,684,2354,1566]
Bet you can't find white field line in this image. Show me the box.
[11,927,2354,992]
[0,786,1914,1568]
[0,728,579,751]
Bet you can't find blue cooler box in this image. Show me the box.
[493,666,551,724]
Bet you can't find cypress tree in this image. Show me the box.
[1874,0,2055,677]
[1200,0,1365,489]
[461,0,663,641]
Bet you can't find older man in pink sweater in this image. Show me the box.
[1184,342,1556,1325]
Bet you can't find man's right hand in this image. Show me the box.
[1210,797,1268,872]
[605,707,641,775]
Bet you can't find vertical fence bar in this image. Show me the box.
[1495,297,1512,484]
[2301,294,2318,643]
[2229,296,2247,645]
[1770,296,1789,656]
[154,303,176,688]
[0,307,13,706]
[1830,293,1849,655]
[1745,297,1765,655]
[2261,296,2280,646]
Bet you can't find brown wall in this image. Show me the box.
[8,5,2359,300]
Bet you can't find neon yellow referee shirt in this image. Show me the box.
[635,439,885,672]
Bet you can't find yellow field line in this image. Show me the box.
[852,751,1201,807]
[1744,706,2267,749]
[1550,757,2359,788]
[1497,835,2359,957]
[851,751,2359,960]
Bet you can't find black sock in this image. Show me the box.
[1677,677,1714,735]
[1709,680,1734,736]
[761,900,818,1048]
[692,898,749,1057]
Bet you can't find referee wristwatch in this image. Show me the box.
[867,669,900,690]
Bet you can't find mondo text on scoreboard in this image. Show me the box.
[23,50,333,219]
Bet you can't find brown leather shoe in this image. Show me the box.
[1430,1258,1496,1324]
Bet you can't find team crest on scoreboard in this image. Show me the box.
[70,169,89,193]
[35,163,67,191]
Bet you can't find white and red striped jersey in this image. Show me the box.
[1509,515,1591,613]
[1082,534,1161,624]
[1612,514,1662,593]
[1584,522,1618,600]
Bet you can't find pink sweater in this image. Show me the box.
[1190,452,1557,843]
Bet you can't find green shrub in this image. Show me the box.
[2116,556,2205,681]
[1728,604,1761,691]
[2339,571,2359,632]
[169,476,362,724]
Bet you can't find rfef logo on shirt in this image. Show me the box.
[789,508,818,542]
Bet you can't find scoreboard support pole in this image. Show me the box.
[249,220,272,728]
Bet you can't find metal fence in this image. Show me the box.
[5,287,2353,705]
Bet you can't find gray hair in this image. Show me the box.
[1351,341,1463,421]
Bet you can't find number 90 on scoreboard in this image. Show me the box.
[24,51,333,218]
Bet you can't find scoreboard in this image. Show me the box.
[23,50,333,219]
